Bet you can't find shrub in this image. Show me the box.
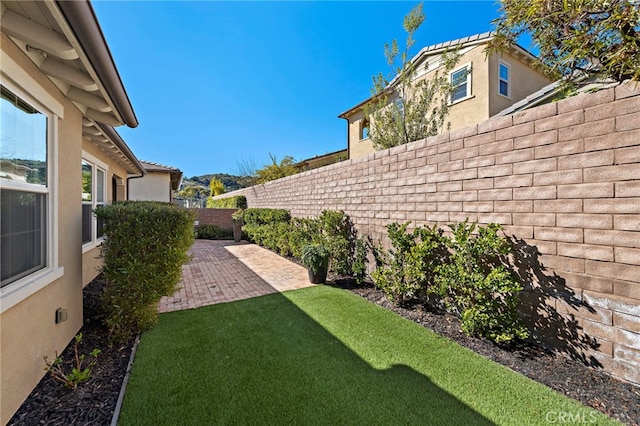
[95,201,195,344]
[195,224,233,240]
[371,222,448,305]
[206,196,248,209]
[243,208,291,226]
[434,221,528,343]
[317,210,356,276]
[43,333,101,389]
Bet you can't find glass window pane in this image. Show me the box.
[82,161,92,202]
[452,83,467,102]
[500,64,509,81]
[0,86,47,186]
[1,189,46,287]
[452,69,467,86]
[96,168,105,203]
[500,80,509,96]
[82,204,92,244]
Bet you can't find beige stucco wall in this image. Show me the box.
[488,52,553,117]
[346,44,551,159]
[1,34,84,424]
[129,172,171,202]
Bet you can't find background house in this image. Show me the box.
[294,149,348,172]
[339,32,553,159]
[0,1,144,422]
[129,160,183,203]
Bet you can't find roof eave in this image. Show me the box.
[56,0,138,128]
[97,123,146,175]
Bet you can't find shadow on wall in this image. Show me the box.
[508,237,602,368]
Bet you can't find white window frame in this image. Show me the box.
[449,62,472,104]
[498,60,511,99]
[0,52,64,313]
[82,152,108,252]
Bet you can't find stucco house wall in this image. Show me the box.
[343,37,553,160]
[129,172,172,202]
[1,33,85,425]
[1,1,143,421]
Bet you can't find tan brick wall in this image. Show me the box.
[193,208,235,229]
[214,83,640,385]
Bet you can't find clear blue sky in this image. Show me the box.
[93,1,501,178]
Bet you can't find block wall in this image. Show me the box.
[215,83,640,385]
[192,208,235,229]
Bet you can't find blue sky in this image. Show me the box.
[93,1,501,177]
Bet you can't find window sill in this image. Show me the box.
[82,239,104,254]
[359,137,370,142]
[450,94,475,106]
[498,92,512,100]
[0,267,64,313]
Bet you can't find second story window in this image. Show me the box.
[450,63,472,103]
[499,61,511,98]
[360,118,370,140]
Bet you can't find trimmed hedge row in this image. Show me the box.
[95,201,195,343]
[195,224,233,240]
[206,195,248,209]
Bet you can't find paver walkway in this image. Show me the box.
[158,240,312,313]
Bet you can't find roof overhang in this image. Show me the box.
[1,0,138,128]
[338,32,537,119]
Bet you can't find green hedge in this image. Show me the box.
[243,208,291,225]
[206,195,248,209]
[95,201,195,343]
[195,224,233,240]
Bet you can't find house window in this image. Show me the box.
[360,118,370,140]
[499,61,510,98]
[0,85,49,287]
[82,157,106,247]
[450,63,472,103]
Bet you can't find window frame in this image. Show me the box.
[449,62,472,104]
[498,60,511,99]
[81,152,108,252]
[359,118,370,141]
[0,55,63,313]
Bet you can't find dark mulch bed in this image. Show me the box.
[9,274,640,425]
[8,276,135,426]
[331,277,640,426]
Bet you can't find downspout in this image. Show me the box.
[340,116,351,159]
[126,173,144,201]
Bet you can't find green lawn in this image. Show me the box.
[118,286,617,425]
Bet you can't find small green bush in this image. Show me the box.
[435,221,528,343]
[371,222,448,305]
[195,224,233,240]
[243,208,291,225]
[206,196,248,209]
[95,201,195,344]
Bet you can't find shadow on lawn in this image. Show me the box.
[119,264,495,425]
[508,237,602,368]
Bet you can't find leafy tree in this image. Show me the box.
[489,0,640,87]
[209,178,225,196]
[177,185,207,207]
[255,154,298,184]
[363,2,461,151]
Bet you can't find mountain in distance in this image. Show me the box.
[187,173,252,192]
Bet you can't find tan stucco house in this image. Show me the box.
[339,32,553,159]
[0,1,146,422]
[294,149,348,172]
[129,160,183,203]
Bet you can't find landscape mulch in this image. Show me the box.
[8,275,640,426]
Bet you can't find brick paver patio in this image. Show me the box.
[158,240,313,313]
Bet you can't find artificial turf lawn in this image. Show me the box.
[118,286,618,425]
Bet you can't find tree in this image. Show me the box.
[489,0,640,87]
[209,178,225,196]
[255,154,298,184]
[177,185,207,208]
[363,2,461,151]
